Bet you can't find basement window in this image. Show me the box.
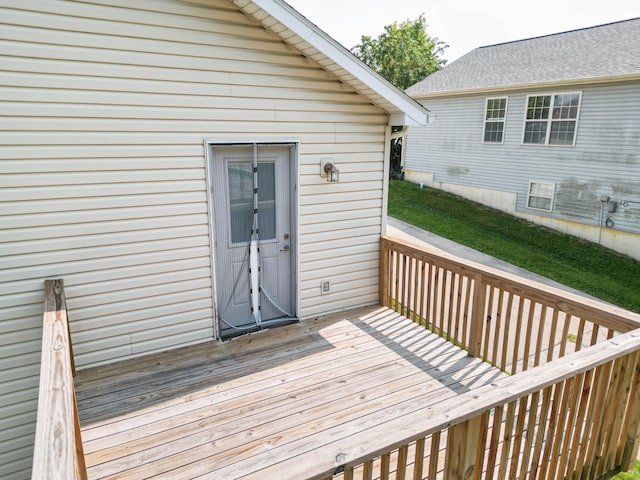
[523,92,581,146]
[483,97,507,143]
[527,181,555,211]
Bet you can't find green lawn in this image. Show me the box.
[612,461,640,479]
[388,179,640,313]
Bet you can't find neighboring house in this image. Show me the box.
[0,1,427,477]
[404,18,640,260]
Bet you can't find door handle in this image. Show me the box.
[280,245,290,252]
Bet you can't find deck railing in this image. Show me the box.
[380,236,640,374]
[329,236,640,480]
[32,279,87,480]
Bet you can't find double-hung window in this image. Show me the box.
[483,97,507,143]
[527,181,555,211]
[523,92,581,145]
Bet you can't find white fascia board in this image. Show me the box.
[248,0,429,126]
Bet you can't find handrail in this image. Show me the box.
[32,279,87,480]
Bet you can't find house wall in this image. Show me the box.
[0,0,388,477]
[404,82,640,259]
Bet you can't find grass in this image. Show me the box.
[388,179,640,313]
[612,461,640,479]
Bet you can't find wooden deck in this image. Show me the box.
[74,306,505,479]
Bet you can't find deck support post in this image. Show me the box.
[444,414,487,480]
[468,273,485,358]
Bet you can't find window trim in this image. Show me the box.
[527,181,556,212]
[522,91,582,147]
[482,96,508,144]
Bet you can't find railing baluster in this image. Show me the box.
[428,431,440,480]
[468,273,485,357]
[511,296,526,375]
[380,452,390,480]
[413,438,425,480]
[396,444,408,479]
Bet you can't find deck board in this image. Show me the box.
[75,306,504,479]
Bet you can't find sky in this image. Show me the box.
[286,0,639,63]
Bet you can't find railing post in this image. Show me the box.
[444,413,487,480]
[380,238,390,307]
[33,279,87,480]
[468,272,485,358]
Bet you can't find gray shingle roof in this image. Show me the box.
[406,18,640,98]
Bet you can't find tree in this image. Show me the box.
[352,14,447,91]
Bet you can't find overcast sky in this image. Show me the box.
[286,0,639,63]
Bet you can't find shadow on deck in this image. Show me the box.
[74,306,504,479]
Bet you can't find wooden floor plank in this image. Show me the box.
[77,306,504,480]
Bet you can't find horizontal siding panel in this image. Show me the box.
[1,3,274,43]
[3,192,206,215]
[300,198,382,216]
[71,299,214,339]
[0,410,35,435]
[300,266,379,291]
[2,245,211,283]
[300,180,383,197]
[0,120,368,136]
[1,57,343,91]
[68,277,212,311]
[72,309,213,344]
[0,259,211,299]
[0,326,40,346]
[300,250,379,275]
[302,259,380,283]
[0,144,204,160]
[2,71,369,102]
[300,189,382,206]
[0,180,206,201]
[0,91,376,115]
[0,235,210,269]
[299,208,382,226]
[301,285,378,311]
[72,292,214,330]
[2,206,206,233]
[300,232,381,254]
[0,105,383,124]
[0,131,382,146]
[302,241,380,264]
[0,350,40,372]
[1,168,203,186]
[0,157,204,173]
[300,223,380,251]
[300,219,380,238]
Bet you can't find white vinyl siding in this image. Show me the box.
[0,0,388,478]
[404,85,640,236]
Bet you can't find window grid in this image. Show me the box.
[483,97,508,143]
[523,92,581,146]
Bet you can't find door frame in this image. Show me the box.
[204,138,299,340]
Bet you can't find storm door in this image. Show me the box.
[209,143,296,339]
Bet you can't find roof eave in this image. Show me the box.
[232,0,429,126]
[410,73,640,100]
